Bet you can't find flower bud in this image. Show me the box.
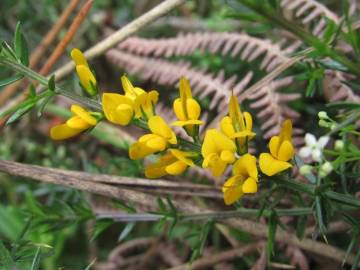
[318,111,329,120]
[330,123,337,130]
[319,162,333,177]
[318,119,330,128]
[299,165,313,175]
[334,140,344,151]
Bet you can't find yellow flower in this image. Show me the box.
[220,95,255,154]
[129,115,177,160]
[145,149,196,178]
[121,75,158,119]
[201,129,236,177]
[50,104,97,140]
[102,93,134,125]
[259,119,294,176]
[172,77,204,135]
[71,48,97,96]
[222,154,258,205]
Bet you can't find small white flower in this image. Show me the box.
[299,133,329,162]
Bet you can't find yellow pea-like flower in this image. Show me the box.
[259,119,294,176]
[129,115,177,160]
[201,129,236,177]
[172,77,204,136]
[220,95,255,154]
[145,149,196,178]
[71,48,97,96]
[102,93,134,126]
[121,75,159,119]
[50,104,97,140]
[222,154,258,205]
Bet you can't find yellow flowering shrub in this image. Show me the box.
[50,49,295,205]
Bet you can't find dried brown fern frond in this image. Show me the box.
[247,76,303,140]
[117,32,295,71]
[105,49,253,111]
[281,0,339,36]
[323,70,360,102]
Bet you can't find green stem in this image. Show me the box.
[0,58,101,111]
[178,207,313,221]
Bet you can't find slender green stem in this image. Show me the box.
[0,58,101,111]
[178,207,313,221]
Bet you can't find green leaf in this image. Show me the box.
[6,101,36,125]
[14,22,29,66]
[37,94,54,117]
[351,246,360,270]
[48,75,55,92]
[326,102,360,111]
[30,247,41,270]
[0,240,14,269]
[322,18,337,44]
[314,196,327,236]
[118,222,135,242]
[267,211,277,262]
[296,215,308,240]
[28,85,36,98]
[0,74,23,87]
[1,41,18,60]
[91,219,113,242]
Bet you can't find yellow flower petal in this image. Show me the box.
[50,124,82,140]
[148,115,177,144]
[170,149,195,167]
[229,95,245,131]
[233,154,258,180]
[269,136,280,158]
[243,112,253,131]
[279,119,292,142]
[71,48,88,67]
[66,116,91,129]
[259,153,292,176]
[71,104,97,126]
[220,150,235,163]
[146,136,167,151]
[115,104,134,125]
[76,65,97,93]
[186,99,201,120]
[144,154,174,178]
[166,160,187,175]
[172,120,204,126]
[121,75,145,100]
[179,77,192,99]
[242,177,257,193]
[129,142,156,160]
[231,130,256,139]
[201,129,236,157]
[222,175,244,205]
[277,140,294,162]
[173,98,186,121]
[211,160,227,177]
[102,93,134,125]
[202,153,218,168]
[220,116,235,138]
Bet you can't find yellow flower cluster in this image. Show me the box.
[50,49,295,205]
